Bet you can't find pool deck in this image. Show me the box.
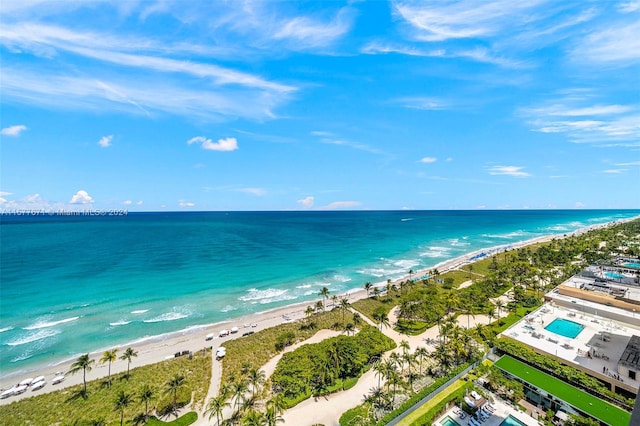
[500,285,640,394]
[435,398,538,426]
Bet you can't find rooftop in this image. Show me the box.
[501,280,640,396]
[620,335,640,371]
[494,355,631,426]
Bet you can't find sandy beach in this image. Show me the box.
[1,217,635,409]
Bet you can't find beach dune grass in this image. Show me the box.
[221,308,347,384]
[0,351,211,425]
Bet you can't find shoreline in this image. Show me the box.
[1,216,637,402]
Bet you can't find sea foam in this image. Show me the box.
[24,316,79,330]
[7,329,61,346]
[143,312,189,323]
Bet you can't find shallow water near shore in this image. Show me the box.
[1,209,638,377]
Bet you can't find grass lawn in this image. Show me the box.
[494,355,630,426]
[147,411,198,425]
[395,379,467,426]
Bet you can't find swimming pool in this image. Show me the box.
[545,318,585,339]
[440,415,461,426]
[499,415,527,426]
[606,272,625,279]
[624,263,640,269]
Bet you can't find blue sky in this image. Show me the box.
[1,0,639,211]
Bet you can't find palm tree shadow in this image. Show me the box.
[66,389,89,402]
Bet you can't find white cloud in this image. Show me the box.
[123,200,132,205]
[0,191,12,197]
[318,137,386,156]
[523,95,640,145]
[488,165,531,177]
[575,201,586,208]
[1,124,27,136]
[396,97,448,111]
[297,196,314,208]
[237,187,266,196]
[69,190,94,204]
[320,201,362,210]
[445,157,453,162]
[393,0,549,42]
[618,1,640,13]
[136,200,143,205]
[98,135,113,148]
[273,8,352,48]
[420,157,437,163]
[603,169,627,174]
[575,20,640,63]
[178,201,195,207]
[188,136,238,152]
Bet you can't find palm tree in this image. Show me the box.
[373,287,381,299]
[242,409,265,426]
[315,300,324,313]
[339,298,350,323]
[100,349,118,389]
[414,347,428,375]
[138,384,154,420]
[331,294,339,309]
[408,269,414,282]
[247,368,266,397]
[495,299,504,323]
[386,280,392,301]
[372,310,390,330]
[364,281,372,297]
[344,322,355,335]
[231,379,249,412]
[319,287,330,310]
[120,347,138,378]
[265,402,285,426]
[352,312,362,327]
[164,374,185,412]
[69,353,95,395]
[113,390,133,426]
[268,393,287,417]
[206,395,229,426]
[304,305,315,319]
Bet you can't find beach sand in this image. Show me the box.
[1,217,635,412]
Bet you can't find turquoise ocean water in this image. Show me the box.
[1,209,638,378]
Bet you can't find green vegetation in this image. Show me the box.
[221,308,347,384]
[494,355,631,426]
[494,338,634,408]
[396,379,471,426]
[0,351,211,425]
[146,411,198,425]
[272,325,395,407]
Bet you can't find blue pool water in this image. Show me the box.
[500,415,527,426]
[606,272,625,279]
[440,416,461,426]
[545,318,585,339]
[624,263,640,269]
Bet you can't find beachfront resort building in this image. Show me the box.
[495,265,640,424]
